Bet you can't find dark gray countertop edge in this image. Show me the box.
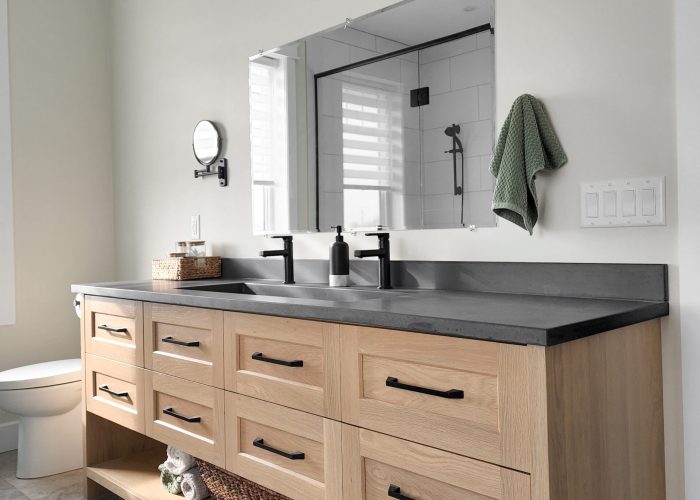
[71,283,669,347]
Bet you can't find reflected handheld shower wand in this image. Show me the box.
[444,124,464,196]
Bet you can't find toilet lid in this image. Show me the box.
[0,359,81,390]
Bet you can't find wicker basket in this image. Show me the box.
[196,459,290,500]
[151,256,222,280]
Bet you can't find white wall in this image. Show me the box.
[0,0,115,423]
[109,0,682,496]
[676,0,700,496]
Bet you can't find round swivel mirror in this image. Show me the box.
[192,120,222,166]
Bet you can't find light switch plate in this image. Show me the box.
[191,215,200,239]
[580,177,665,228]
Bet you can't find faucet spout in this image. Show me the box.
[354,233,392,289]
[260,235,295,284]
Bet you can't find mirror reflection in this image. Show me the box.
[193,120,221,166]
[249,0,495,234]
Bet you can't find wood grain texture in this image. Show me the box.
[85,296,143,367]
[85,354,145,433]
[225,393,342,500]
[342,426,530,500]
[339,324,531,471]
[543,319,665,500]
[144,370,225,466]
[224,312,342,419]
[144,303,224,388]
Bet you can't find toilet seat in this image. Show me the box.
[0,359,81,390]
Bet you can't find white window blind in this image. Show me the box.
[0,0,15,326]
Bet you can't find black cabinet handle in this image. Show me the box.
[162,336,200,347]
[253,438,305,460]
[162,407,201,423]
[98,384,129,398]
[387,484,413,500]
[251,352,303,367]
[97,324,129,335]
[385,377,464,399]
[388,484,413,500]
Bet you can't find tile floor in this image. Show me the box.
[0,450,88,499]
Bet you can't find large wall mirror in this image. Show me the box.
[249,0,495,234]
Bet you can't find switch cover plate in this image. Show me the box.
[191,215,200,239]
[580,177,665,228]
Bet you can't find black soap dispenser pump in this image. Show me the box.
[329,226,350,287]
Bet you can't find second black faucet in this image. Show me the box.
[354,232,392,289]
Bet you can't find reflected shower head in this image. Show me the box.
[444,124,461,137]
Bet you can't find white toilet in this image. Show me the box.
[0,359,83,478]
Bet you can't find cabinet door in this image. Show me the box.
[224,312,341,419]
[85,354,145,433]
[342,426,531,500]
[144,371,225,466]
[226,393,342,500]
[144,303,224,387]
[340,325,531,471]
[84,296,143,366]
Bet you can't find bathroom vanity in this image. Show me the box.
[73,261,668,500]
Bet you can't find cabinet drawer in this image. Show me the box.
[84,296,143,366]
[225,394,342,500]
[145,371,225,466]
[85,354,145,433]
[340,325,531,471]
[343,427,530,500]
[144,303,224,387]
[224,313,341,419]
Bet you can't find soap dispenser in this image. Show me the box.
[329,226,350,287]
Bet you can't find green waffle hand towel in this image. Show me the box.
[490,94,567,234]
[158,462,183,495]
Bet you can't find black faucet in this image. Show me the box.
[354,232,392,289]
[260,235,294,284]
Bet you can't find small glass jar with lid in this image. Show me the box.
[185,240,207,257]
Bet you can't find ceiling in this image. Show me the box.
[350,0,494,46]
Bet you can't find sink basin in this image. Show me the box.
[179,282,388,302]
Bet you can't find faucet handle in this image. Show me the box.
[365,232,389,240]
[270,235,293,241]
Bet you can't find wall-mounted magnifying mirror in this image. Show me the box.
[193,120,228,187]
[193,120,221,166]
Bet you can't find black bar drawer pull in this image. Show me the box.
[253,438,305,460]
[162,407,201,423]
[251,352,303,367]
[98,384,129,398]
[162,336,200,347]
[388,484,413,500]
[97,324,129,335]
[385,377,464,399]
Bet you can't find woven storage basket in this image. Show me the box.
[151,256,222,280]
[196,459,290,500]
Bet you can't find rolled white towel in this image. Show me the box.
[181,468,209,500]
[164,446,196,476]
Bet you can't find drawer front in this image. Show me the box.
[85,354,145,433]
[343,427,531,500]
[145,371,225,466]
[340,325,531,471]
[226,393,342,500]
[85,296,143,366]
[224,313,341,419]
[144,303,224,387]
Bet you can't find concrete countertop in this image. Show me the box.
[71,278,669,346]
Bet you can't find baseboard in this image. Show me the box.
[0,420,18,453]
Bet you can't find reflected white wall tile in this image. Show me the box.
[465,156,481,192]
[318,115,342,154]
[306,36,351,73]
[480,155,494,190]
[421,86,478,130]
[376,37,406,54]
[421,127,450,163]
[319,192,344,229]
[404,161,421,195]
[318,154,343,193]
[423,161,453,195]
[477,84,493,120]
[400,59,419,92]
[476,31,493,49]
[402,96,420,129]
[349,53,401,83]
[450,48,493,90]
[462,120,493,157]
[317,77,342,118]
[349,46,378,64]
[467,190,496,227]
[419,35,477,64]
[403,194,422,227]
[420,58,450,94]
[403,128,421,163]
[323,29,376,52]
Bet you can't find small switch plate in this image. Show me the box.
[580,177,665,228]
[191,215,200,239]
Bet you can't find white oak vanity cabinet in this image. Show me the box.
[81,296,665,500]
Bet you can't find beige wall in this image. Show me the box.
[0,0,115,421]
